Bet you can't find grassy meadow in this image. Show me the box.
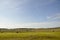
[0,28,60,40]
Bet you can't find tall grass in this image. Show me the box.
[0,32,60,40]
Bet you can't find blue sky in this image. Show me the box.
[0,0,60,28]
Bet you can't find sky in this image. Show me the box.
[0,0,60,28]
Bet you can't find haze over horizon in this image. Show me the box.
[0,0,60,28]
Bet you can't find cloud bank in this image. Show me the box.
[47,13,60,21]
[0,22,60,29]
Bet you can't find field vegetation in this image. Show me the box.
[0,27,60,40]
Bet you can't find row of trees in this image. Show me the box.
[0,28,60,33]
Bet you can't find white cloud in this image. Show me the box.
[47,13,60,21]
[0,22,60,29]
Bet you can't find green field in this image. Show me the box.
[0,32,60,40]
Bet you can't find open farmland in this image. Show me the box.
[0,28,60,40]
